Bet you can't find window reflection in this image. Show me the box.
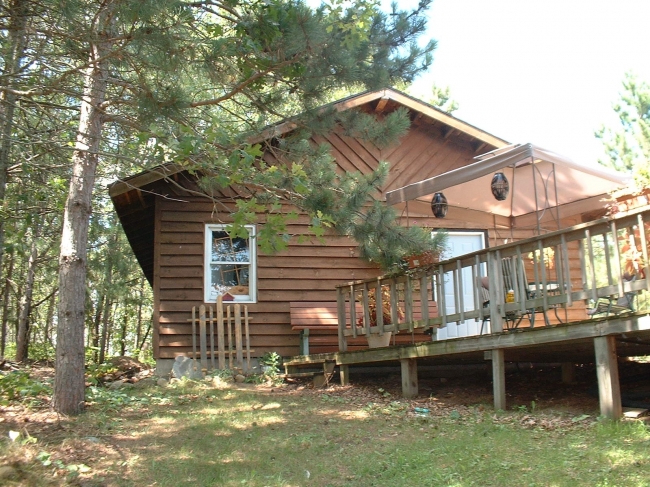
[211,231,249,263]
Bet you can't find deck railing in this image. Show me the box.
[336,206,650,352]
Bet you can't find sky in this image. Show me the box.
[405,0,650,168]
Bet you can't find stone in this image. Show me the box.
[212,376,230,389]
[157,378,169,387]
[172,356,203,380]
[108,379,125,390]
[234,374,246,383]
[109,356,146,377]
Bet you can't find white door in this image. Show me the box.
[437,232,486,340]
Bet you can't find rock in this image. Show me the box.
[108,379,125,390]
[170,378,181,384]
[109,356,146,377]
[157,378,169,387]
[0,465,19,481]
[213,376,230,389]
[172,356,203,380]
[234,374,246,383]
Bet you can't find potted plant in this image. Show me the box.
[359,287,404,348]
[405,250,440,269]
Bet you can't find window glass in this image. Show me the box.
[205,226,256,302]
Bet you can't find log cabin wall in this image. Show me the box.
[152,110,506,359]
[153,195,493,359]
[153,199,588,359]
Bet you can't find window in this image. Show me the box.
[204,225,256,303]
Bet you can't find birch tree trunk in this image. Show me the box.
[53,7,110,414]
[16,220,40,362]
[0,252,14,358]
[98,298,112,364]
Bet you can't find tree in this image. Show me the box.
[21,0,437,414]
[597,73,650,185]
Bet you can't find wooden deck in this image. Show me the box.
[286,206,650,419]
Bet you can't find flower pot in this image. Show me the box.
[366,331,392,348]
[405,251,438,269]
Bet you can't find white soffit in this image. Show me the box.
[385,143,630,218]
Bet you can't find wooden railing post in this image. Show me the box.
[404,275,414,333]
[638,213,650,294]
[337,286,348,352]
[487,252,504,333]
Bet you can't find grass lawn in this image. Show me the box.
[1,370,650,486]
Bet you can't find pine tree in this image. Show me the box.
[12,0,437,414]
[596,73,650,182]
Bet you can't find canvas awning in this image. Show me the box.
[385,143,630,230]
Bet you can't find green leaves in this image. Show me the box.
[597,73,650,182]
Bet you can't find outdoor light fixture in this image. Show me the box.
[431,192,448,218]
[490,172,509,201]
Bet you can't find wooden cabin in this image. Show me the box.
[109,88,627,374]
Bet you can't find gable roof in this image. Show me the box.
[109,88,508,198]
[109,88,510,283]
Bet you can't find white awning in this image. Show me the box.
[385,143,630,219]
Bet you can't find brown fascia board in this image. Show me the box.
[108,88,509,193]
[108,163,184,198]
[251,88,510,148]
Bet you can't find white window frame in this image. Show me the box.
[204,224,257,303]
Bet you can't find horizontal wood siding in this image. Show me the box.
[153,194,592,358]
[154,197,385,359]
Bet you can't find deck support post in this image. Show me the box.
[561,362,576,384]
[594,336,622,419]
[339,365,349,386]
[491,349,506,411]
[400,358,418,398]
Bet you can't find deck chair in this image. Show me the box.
[477,269,523,333]
[587,272,637,317]
[501,257,533,328]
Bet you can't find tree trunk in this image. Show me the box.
[0,252,14,358]
[138,319,152,363]
[16,222,40,362]
[135,277,144,352]
[44,288,57,348]
[98,298,112,364]
[91,293,104,363]
[120,308,127,356]
[53,7,110,414]
[0,0,29,275]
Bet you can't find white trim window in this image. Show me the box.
[204,224,256,303]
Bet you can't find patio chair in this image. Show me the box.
[587,272,637,317]
[477,270,524,334]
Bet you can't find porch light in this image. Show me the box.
[490,172,509,201]
[431,192,448,218]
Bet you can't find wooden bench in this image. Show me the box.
[289,301,438,355]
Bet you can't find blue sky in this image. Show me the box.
[405,0,650,168]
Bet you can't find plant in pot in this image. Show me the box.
[358,287,404,348]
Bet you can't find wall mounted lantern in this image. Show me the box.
[490,172,509,201]
[431,192,448,218]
